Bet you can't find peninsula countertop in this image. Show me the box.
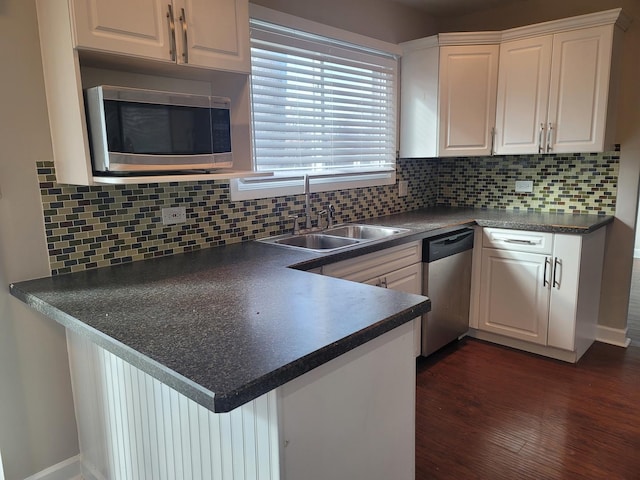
[9,207,612,412]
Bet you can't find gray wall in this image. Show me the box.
[0,1,77,478]
[251,0,438,42]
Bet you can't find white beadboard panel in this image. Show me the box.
[66,331,281,480]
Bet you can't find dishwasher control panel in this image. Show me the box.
[423,228,474,262]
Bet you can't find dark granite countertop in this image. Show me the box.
[9,207,611,413]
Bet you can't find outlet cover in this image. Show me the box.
[162,206,187,225]
[398,180,408,197]
[515,180,534,193]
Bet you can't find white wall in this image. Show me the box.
[0,0,79,478]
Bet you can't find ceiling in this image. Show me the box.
[391,0,528,17]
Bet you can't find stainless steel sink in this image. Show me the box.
[324,224,409,240]
[258,223,410,253]
[274,234,360,251]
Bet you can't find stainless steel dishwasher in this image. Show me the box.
[421,228,474,356]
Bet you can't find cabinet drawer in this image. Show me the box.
[482,228,553,254]
[322,242,421,283]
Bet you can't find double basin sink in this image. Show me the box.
[259,224,410,253]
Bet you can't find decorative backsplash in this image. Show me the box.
[37,149,619,275]
[37,159,437,275]
[435,149,620,214]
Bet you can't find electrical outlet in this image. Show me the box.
[162,206,187,225]
[515,180,534,193]
[398,180,408,197]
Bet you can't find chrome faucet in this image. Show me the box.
[328,204,336,228]
[303,174,312,229]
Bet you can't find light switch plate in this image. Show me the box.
[398,180,408,197]
[162,206,187,225]
[515,180,534,193]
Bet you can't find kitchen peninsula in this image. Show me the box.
[10,208,611,480]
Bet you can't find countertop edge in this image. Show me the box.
[10,280,431,413]
[10,284,220,412]
[213,299,430,412]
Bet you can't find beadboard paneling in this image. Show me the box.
[66,331,281,480]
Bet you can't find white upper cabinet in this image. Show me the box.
[72,0,173,62]
[438,45,499,157]
[402,9,628,159]
[400,34,500,158]
[172,0,250,72]
[495,9,629,155]
[547,26,613,154]
[35,0,254,185]
[494,36,553,155]
[71,0,250,73]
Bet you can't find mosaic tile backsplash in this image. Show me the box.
[38,149,619,275]
[38,158,437,275]
[436,150,620,213]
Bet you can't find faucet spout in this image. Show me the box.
[304,174,312,229]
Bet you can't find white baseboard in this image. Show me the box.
[596,325,631,347]
[634,247,640,259]
[23,456,82,480]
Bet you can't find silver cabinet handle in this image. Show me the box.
[504,238,535,245]
[179,7,188,63]
[553,257,561,289]
[546,122,553,153]
[166,4,177,61]
[543,256,551,287]
[490,127,496,155]
[538,123,544,154]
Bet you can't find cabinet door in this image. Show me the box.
[72,0,173,61]
[478,248,550,345]
[494,35,552,155]
[399,41,439,158]
[322,242,421,283]
[365,263,423,357]
[173,0,250,73]
[547,235,581,351]
[547,25,614,153]
[438,45,499,157]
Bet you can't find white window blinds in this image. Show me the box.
[249,19,398,178]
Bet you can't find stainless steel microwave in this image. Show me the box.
[85,86,232,174]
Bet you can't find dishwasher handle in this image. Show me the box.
[424,228,474,263]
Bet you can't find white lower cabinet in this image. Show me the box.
[479,248,551,345]
[322,242,423,356]
[472,227,606,362]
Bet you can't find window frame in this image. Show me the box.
[230,5,402,201]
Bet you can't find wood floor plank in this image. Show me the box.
[416,338,640,479]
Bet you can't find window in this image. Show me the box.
[231,9,400,200]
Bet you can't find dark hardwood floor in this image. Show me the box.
[416,338,640,479]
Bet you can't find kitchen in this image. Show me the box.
[0,0,639,479]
